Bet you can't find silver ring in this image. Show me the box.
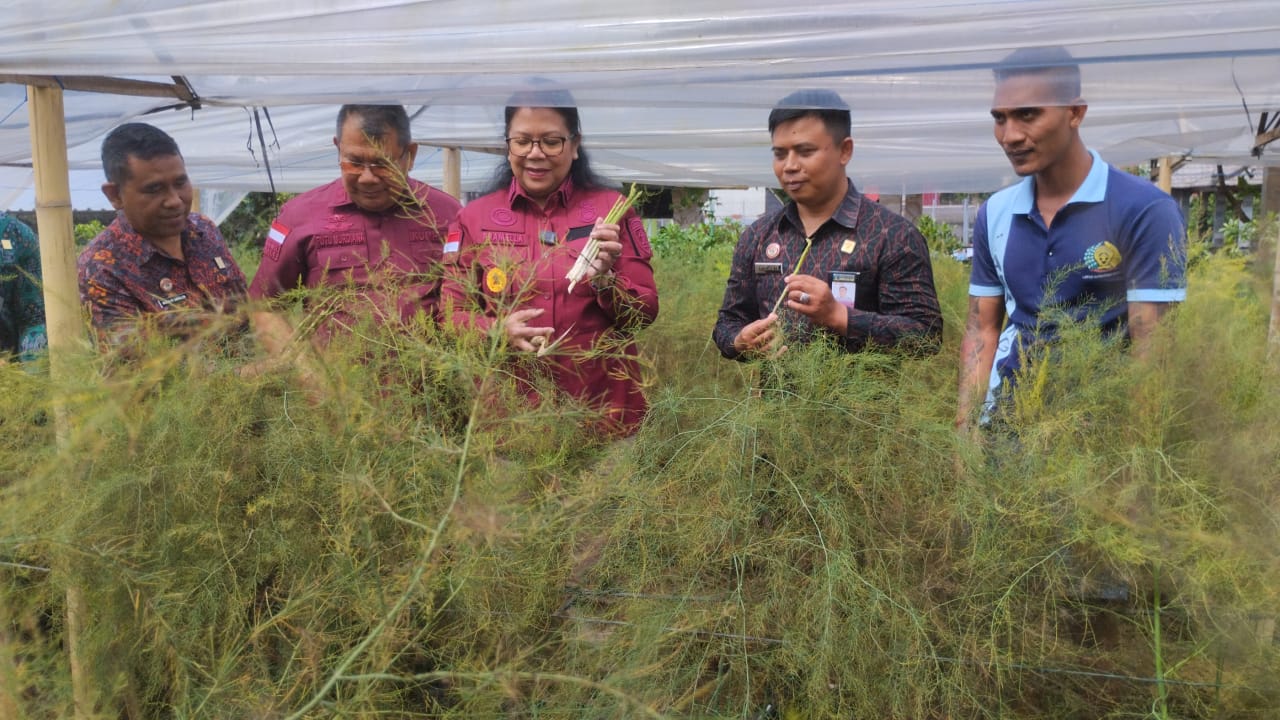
[798,291,810,305]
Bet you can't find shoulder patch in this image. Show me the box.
[267,221,289,244]
[443,228,461,254]
[627,216,652,259]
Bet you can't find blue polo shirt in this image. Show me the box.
[970,150,1186,414]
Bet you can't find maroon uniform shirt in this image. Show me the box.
[441,178,659,436]
[249,178,460,333]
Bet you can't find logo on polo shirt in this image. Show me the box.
[1084,241,1121,272]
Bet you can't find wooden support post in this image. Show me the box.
[1156,156,1173,195]
[1270,213,1280,360]
[442,147,461,200]
[27,83,93,719]
[1267,167,1280,360]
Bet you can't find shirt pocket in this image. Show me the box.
[316,243,370,274]
[407,229,441,266]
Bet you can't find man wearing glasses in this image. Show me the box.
[249,104,461,345]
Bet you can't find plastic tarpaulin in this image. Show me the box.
[1,0,1278,208]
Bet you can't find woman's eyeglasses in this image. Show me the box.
[505,136,572,157]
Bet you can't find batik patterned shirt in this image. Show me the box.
[77,212,248,334]
[713,179,942,358]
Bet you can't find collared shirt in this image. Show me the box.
[77,212,248,334]
[713,179,942,358]
[440,177,659,436]
[0,213,47,361]
[248,177,461,329]
[969,150,1187,411]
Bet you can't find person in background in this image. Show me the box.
[712,89,942,360]
[78,123,247,344]
[248,104,460,350]
[956,47,1187,431]
[439,88,658,436]
[0,212,47,362]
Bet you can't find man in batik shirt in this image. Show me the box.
[713,89,942,359]
[78,123,248,343]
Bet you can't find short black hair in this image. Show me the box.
[336,104,413,153]
[993,46,1082,104]
[100,122,182,185]
[483,83,613,194]
[768,89,852,144]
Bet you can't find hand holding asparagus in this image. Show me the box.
[566,184,643,292]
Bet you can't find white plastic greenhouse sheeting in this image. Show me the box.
[2,0,1278,210]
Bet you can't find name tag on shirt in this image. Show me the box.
[831,271,859,308]
[155,293,189,309]
[755,262,783,275]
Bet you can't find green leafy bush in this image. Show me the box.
[73,219,105,246]
[651,220,742,260]
[916,214,962,255]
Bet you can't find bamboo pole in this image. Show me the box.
[26,83,93,719]
[1268,167,1280,360]
[1156,156,1173,195]
[442,147,461,200]
[1269,219,1280,360]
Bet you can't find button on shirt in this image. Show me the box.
[249,178,461,330]
[0,213,47,361]
[713,179,942,358]
[969,150,1187,411]
[440,178,659,435]
[78,212,248,333]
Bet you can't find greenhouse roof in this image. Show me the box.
[2,0,1279,209]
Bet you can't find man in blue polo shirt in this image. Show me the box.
[957,47,1187,429]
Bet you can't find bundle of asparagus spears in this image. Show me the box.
[565,183,643,293]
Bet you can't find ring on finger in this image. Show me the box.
[799,291,811,305]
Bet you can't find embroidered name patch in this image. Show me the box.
[314,231,365,248]
[483,231,525,245]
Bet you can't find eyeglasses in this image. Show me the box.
[339,151,407,177]
[505,135,573,157]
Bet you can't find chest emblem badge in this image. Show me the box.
[1084,241,1122,272]
[765,242,782,259]
[485,267,508,293]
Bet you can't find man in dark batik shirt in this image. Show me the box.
[713,89,942,359]
[78,123,248,344]
[0,212,47,362]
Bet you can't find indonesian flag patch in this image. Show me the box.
[443,228,461,255]
[267,221,289,245]
[264,221,289,262]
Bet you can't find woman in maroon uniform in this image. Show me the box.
[440,90,659,436]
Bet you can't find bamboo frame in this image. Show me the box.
[442,147,461,200]
[27,83,94,718]
[1267,167,1280,359]
[1156,155,1173,194]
